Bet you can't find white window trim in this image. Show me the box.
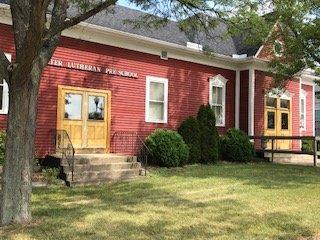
[300,89,307,131]
[209,74,228,127]
[0,53,11,115]
[145,76,168,123]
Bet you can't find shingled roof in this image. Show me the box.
[0,1,260,56]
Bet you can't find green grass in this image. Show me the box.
[1,162,320,240]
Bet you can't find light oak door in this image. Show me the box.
[264,96,292,150]
[57,86,111,151]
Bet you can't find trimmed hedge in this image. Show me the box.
[301,139,313,153]
[197,105,219,164]
[145,129,189,167]
[220,128,254,163]
[178,117,201,164]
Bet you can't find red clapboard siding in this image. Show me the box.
[0,23,236,157]
[301,84,314,136]
[239,70,249,134]
[254,71,301,150]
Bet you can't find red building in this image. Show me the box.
[0,3,316,158]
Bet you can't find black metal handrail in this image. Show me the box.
[111,131,151,176]
[249,135,319,166]
[52,129,75,181]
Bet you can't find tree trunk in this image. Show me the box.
[0,71,40,225]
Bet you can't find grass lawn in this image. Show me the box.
[1,162,320,240]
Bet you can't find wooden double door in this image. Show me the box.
[57,86,111,151]
[264,96,292,150]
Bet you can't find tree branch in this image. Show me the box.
[46,0,116,40]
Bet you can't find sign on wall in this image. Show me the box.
[49,58,138,79]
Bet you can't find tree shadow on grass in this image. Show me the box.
[154,162,320,190]
[1,163,319,239]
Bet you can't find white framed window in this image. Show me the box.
[300,89,307,130]
[0,53,11,115]
[209,74,228,127]
[145,76,168,123]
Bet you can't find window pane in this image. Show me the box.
[150,82,164,101]
[280,99,290,109]
[213,106,223,125]
[88,96,105,120]
[281,113,289,130]
[266,97,277,108]
[301,99,305,112]
[149,102,164,121]
[0,85,3,110]
[217,87,223,105]
[267,111,275,129]
[64,93,82,120]
[316,110,320,121]
[212,87,217,104]
[212,86,223,105]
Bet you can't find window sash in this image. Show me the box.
[0,53,10,115]
[145,77,168,123]
[209,76,227,126]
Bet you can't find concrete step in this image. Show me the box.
[264,153,317,166]
[65,169,142,182]
[69,175,142,186]
[61,154,137,165]
[62,162,141,172]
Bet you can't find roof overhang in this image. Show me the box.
[0,3,269,71]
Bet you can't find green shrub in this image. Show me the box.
[145,129,189,167]
[178,117,201,164]
[197,105,219,164]
[221,128,254,162]
[42,167,60,185]
[301,139,313,153]
[0,131,6,165]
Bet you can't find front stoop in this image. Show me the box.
[61,154,144,186]
[264,153,317,166]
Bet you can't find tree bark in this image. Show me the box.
[0,68,41,225]
[0,0,115,226]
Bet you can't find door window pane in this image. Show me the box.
[280,99,290,109]
[150,82,164,101]
[267,111,275,129]
[88,96,105,120]
[64,93,82,120]
[281,113,289,130]
[266,97,277,108]
[149,102,164,121]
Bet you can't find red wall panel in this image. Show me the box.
[239,70,248,134]
[301,84,314,136]
[0,23,236,157]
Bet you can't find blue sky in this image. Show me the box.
[117,0,141,10]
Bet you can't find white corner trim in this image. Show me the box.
[145,76,168,124]
[300,89,307,131]
[235,70,240,129]
[209,74,228,127]
[248,67,255,136]
[313,84,315,136]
